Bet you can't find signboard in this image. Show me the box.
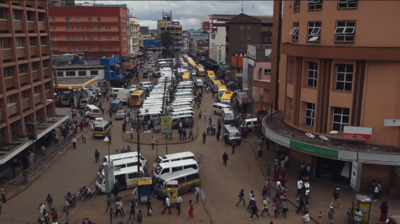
[161,116,171,136]
[248,58,255,66]
[350,161,362,192]
[242,58,249,91]
[384,119,400,127]
[247,44,256,59]
[343,126,373,140]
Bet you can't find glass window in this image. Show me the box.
[172,167,183,172]
[78,71,86,76]
[65,17,69,22]
[289,22,299,41]
[338,0,357,9]
[40,37,46,45]
[76,17,79,22]
[57,71,63,77]
[3,67,14,78]
[13,10,21,21]
[307,21,321,42]
[18,64,27,74]
[309,0,322,11]
[66,71,75,76]
[89,17,92,22]
[0,8,6,20]
[332,107,349,132]
[26,11,34,21]
[335,64,353,91]
[335,21,355,43]
[31,62,39,71]
[21,90,29,100]
[16,37,24,48]
[90,70,98,76]
[42,60,49,68]
[305,102,315,127]
[1,38,10,48]
[97,17,101,22]
[293,0,300,12]
[307,62,318,88]
[29,37,36,46]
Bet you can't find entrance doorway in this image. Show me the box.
[315,157,350,185]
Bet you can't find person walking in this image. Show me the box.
[72,136,77,149]
[105,195,112,214]
[302,211,310,224]
[151,136,156,150]
[22,169,29,185]
[297,177,304,197]
[330,188,341,208]
[115,198,124,217]
[147,198,153,216]
[50,208,58,223]
[94,149,100,163]
[222,152,229,166]
[137,210,143,224]
[195,186,200,203]
[249,201,260,220]
[109,111,112,119]
[354,208,362,224]
[380,201,389,222]
[231,141,237,154]
[40,145,46,157]
[188,199,194,218]
[261,199,270,217]
[176,194,182,215]
[81,130,86,143]
[45,193,53,209]
[328,206,335,224]
[129,199,136,220]
[281,198,289,219]
[272,199,280,218]
[236,189,245,206]
[161,196,171,215]
[189,128,193,140]
[202,131,207,144]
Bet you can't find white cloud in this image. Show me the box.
[137,20,158,30]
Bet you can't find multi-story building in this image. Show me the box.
[157,11,183,51]
[0,0,67,167]
[267,0,400,194]
[188,30,208,59]
[128,17,140,54]
[48,6,128,58]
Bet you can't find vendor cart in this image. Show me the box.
[138,177,152,204]
[166,180,179,204]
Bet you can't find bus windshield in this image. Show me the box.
[131,95,139,100]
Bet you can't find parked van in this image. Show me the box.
[170,107,194,113]
[241,118,259,131]
[153,168,200,199]
[153,151,196,170]
[153,159,199,178]
[224,124,241,145]
[110,100,123,113]
[174,98,195,105]
[79,97,93,109]
[93,121,112,138]
[98,157,148,176]
[111,88,125,97]
[103,151,146,164]
[170,102,193,108]
[96,166,146,193]
[139,111,162,121]
[212,103,231,115]
[217,85,227,101]
[171,115,194,129]
[170,110,194,117]
[85,105,102,118]
[222,108,235,124]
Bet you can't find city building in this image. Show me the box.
[188,30,208,61]
[48,6,128,58]
[266,0,400,194]
[0,0,67,168]
[128,17,140,54]
[157,11,183,51]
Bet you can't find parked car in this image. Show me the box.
[115,110,125,120]
[94,117,105,126]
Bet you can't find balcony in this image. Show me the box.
[38,22,45,32]
[29,46,38,58]
[27,22,35,32]
[31,70,40,81]
[5,77,15,89]
[15,48,25,59]
[44,90,52,99]
[22,99,30,110]
[34,94,41,104]
[0,20,10,33]
[19,73,28,85]
[1,49,12,61]
[40,45,49,55]
[7,103,17,117]
[14,21,23,32]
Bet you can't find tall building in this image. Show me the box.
[0,0,64,166]
[267,0,400,193]
[48,6,128,58]
[157,11,183,51]
[128,17,140,54]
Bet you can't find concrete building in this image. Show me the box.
[157,11,183,51]
[208,27,227,65]
[128,17,140,54]
[267,0,400,194]
[48,6,128,58]
[188,30,208,60]
[0,0,67,167]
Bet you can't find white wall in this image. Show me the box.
[208,27,226,64]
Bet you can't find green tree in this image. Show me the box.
[160,31,173,56]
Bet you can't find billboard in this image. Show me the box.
[343,126,373,140]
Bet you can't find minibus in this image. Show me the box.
[153,168,201,198]
[110,100,123,113]
[212,103,231,115]
[220,91,234,104]
[153,159,199,178]
[174,92,194,98]
[170,107,194,113]
[85,105,102,118]
[170,102,193,108]
[170,110,195,117]
[222,108,235,124]
[171,115,194,129]
[153,151,196,169]
[96,166,146,192]
[217,85,228,101]
[211,79,222,92]
[130,90,145,107]
[103,151,147,164]
[93,121,112,138]
[98,157,148,176]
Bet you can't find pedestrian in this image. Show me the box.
[89,121,94,132]
[380,201,389,222]
[189,128,193,140]
[257,142,263,159]
[202,131,207,144]
[151,136,156,150]
[54,134,59,146]
[208,115,212,125]
[222,152,229,166]
[129,199,136,220]
[231,141,236,154]
[188,199,194,218]
[137,210,143,224]
[183,129,187,140]
[198,110,202,119]
[203,112,207,122]
[224,132,229,145]
[115,198,124,217]
[302,211,310,224]
[272,199,280,218]
[130,127,134,140]
[354,208,362,224]
[40,145,46,157]
[216,130,220,141]
[82,130,86,143]
[109,111,112,119]
[281,198,289,219]
[108,134,112,144]
[247,191,255,210]
[95,149,100,163]
[51,208,58,223]
[261,199,270,217]
[45,193,53,209]
[105,195,112,214]
[161,196,171,215]
[330,188,341,208]
[195,186,200,203]
[176,194,182,215]
[236,189,245,206]
[147,198,153,216]
[297,177,304,197]
[22,169,29,185]
[249,201,260,220]
[39,203,47,215]
[1,186,5,203]
[328,206,335,224]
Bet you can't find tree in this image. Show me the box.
[160,31,174,57]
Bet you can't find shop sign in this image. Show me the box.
[343,126,373,140]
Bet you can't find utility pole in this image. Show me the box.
[136,110,141,201]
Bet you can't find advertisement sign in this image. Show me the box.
[161,116,171,136]
[384,119,400,127]
[343,126,373,140]
[247,44,256,59]
[242,58,249,91]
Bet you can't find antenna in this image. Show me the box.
[241,0,244,13]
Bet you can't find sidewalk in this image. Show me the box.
[249,134,400,224]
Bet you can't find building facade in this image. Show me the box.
[267,0,400,194]
[128,17,140,54]
[157,11,183,51]
[48,6,128,58]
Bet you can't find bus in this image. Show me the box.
[130,90,145,107]
[217,84,228,101]
[211,79,222,92]
[220,91,234,105]
[195,65,205,77]
[182,71,191,81]
[188,60,196,69]
[93,121,112,138]
[96,166,146,193]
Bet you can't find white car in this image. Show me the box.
[94,117,105,126]
[115,110,125,120]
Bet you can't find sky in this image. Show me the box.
[76,1,273,30]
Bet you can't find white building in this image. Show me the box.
[208,27,227,64]
[129,17,140,54]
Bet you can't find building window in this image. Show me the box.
[332,107,349,132]
[66,71,75,76]
[97,17,101,22]
[76,17,79,22]
[78,47,81,51]
[76,27,80,31]
[264,69,271,75]
[309,0,322,11]
[7,94,16,104]
[28,37,36,46]
[33,86,40,94]
[21,90,29,100]
[335,21,355,43]
[0,8,7,20]
[1,38,10,48]
[18,64,27,74]
[67,36,71,41]
[293,0,300,12]
[52,26,56,31]
[78,71,86,76]
[44,82,51,91]
[338,0,357,9]
[99,47,103,51]
[305,102,315,127]
[40,37,46,45]
[289,22,299,41]
[31,62,39,71]
[42,60,49,68]
[16,37,24,48]
[335,64,353,91]
[13,10,21,21]
[26,11,34,21]
[307,62,318,88]
[51,17,55,22]
[89,27,93,31]
[57,71,63,77]
[38,13,45,22]
[99,36,102,40]
[66,17,69,22]
[89,17,92,22]
[3,67,14,78]
[307,21,321,42]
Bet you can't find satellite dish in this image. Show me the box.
[329,130,339,135]
[308,36,319,42]
[305,133,315,138]
[319,135,329,141]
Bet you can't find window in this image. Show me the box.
[78,71,86,76]
[65,17,69,22]
[57,71,63,77]
[26,11,34,21]
[38,13,45,22]
[42,60,49,68]
[31,62,39,71]
[44,82,51,91]
[90,70,98,76]
[293,0,300,12]
[264,69,271,75]
[307,62,318,88]
[99,47,103,51]
[51,17,55,22]
[98,27,102,31]
[76,17,79,22]
[97,17,101,22]
[40,37,46,45]
[172,167,183,172]
[7,94,16,104]
[89,17,92,22]
[67,36,71,41]
[0,8,6,20]
[309,0,322,11]
[33,86,40,94]
[289,22,299,41]
[305,102,315,127]
[335,21,355,43]
[66,71,75,76]
[76,27,80,31]
[335,64,353,91]
[99,36,102,40]
[307,21,321,42]
[1,38,10,48]
[338,0,357,9]
[16,37,25,48]
[78,47,81,51]
[18,64,27,74]
[3,67,14,78]
[29,37,35,46]
[332,107,349,132]
[21,90,29,100]
[13,10,21,21]
[52,26,56,31]
[89,27,93,31]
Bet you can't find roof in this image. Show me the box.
[55,77,98,89]
[253,16,273,22]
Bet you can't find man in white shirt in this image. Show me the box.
[161,196,171,215]
[297,178,304,197]
[354,208,363,224]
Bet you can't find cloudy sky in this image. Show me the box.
[77,1,273,30]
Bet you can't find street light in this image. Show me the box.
[103,136,111,163]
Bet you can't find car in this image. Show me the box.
[191,70,196,76]
[195,79,203,87]
[94,117,105,126]
[115,110,125,120]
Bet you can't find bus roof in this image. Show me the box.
[132,90,144,95]
[218,85,227,90]
[156,168,199,182]
[212,79,221,84]
[207,70,215,76]
[221,91,234,99]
